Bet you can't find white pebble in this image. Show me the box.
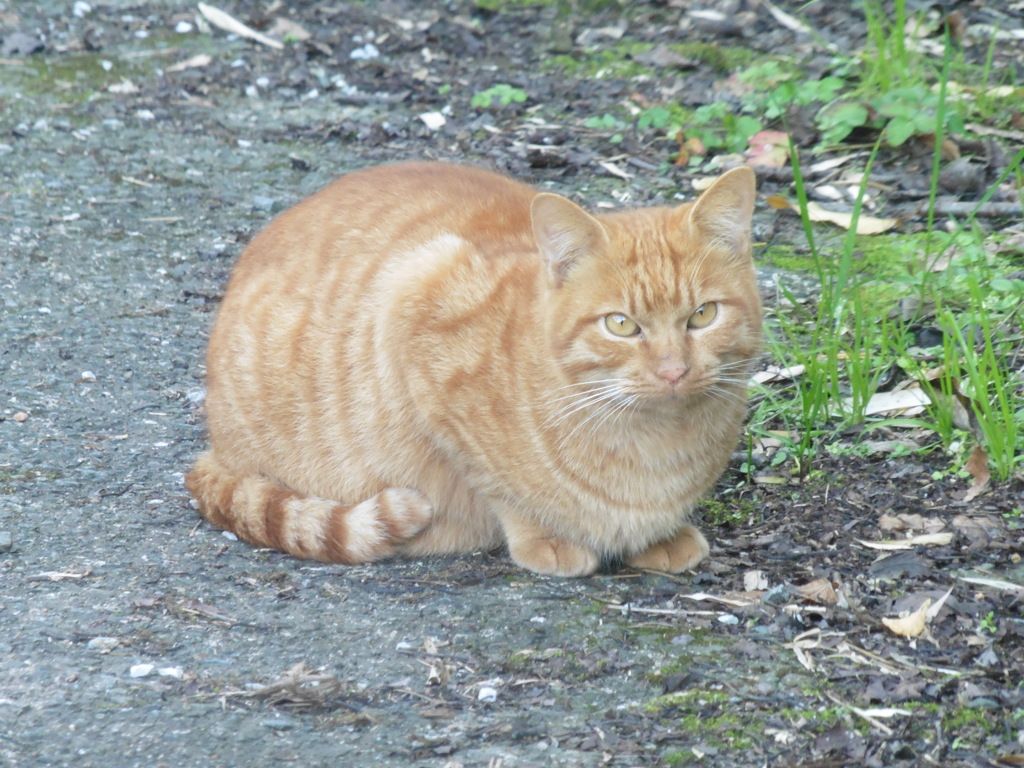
[87,637,119,652]
[478,685,498,702]
[175,21,193,34]
[130,664,154,678]
[418,112,446,131]
[350,43,379,60]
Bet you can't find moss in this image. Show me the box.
[644,689,756,749]
[698,498,757,527]
[545,40,753,80]
[662,750,690,766]
[0,468,63,495]
[644,688,730,714]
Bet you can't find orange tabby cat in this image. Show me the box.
[185,161,761,576]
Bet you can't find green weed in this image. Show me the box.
[471,83,527,108]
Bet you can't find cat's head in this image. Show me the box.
[531,167,762,413]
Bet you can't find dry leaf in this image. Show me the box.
[267,17,311,42]
[680,591,760,608]
[598,160,633,180]
[958,575,1024,597]
[857,532,954,550]
[951,514,1001,544]
[771,195,900,234]
[925,586,954,621]
[882,598,931,637]
[746,130,790,167]
[796,578,839,604]
[166,54,213,73]
[854,388,930,417]
[752,364,806,384]
[197,2,284,49]
[878,513,945,533]
[963,444,991,502]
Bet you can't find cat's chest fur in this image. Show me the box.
[188,161,761,576]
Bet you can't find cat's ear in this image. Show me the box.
[685,166,756,256]
[531,193,609,286]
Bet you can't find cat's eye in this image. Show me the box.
[687,302,718,329]
[604,313,641,337]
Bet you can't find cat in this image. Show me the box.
[185,161,761,577]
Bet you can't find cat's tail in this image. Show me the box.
[184,451,433,563]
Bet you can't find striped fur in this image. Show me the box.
[185,162,762,576]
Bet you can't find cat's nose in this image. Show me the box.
[656,364,688,386]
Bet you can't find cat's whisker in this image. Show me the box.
[545,382,625,405]
[546,378,628,394]
[703,385,749,408]
[543,386,625,429]
[553,391,631,449]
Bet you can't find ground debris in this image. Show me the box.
[220,663,343,709]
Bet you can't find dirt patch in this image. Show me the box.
[1,2,1022,767]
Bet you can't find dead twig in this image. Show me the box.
[220,663,343,708]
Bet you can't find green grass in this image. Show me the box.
[751,16,1024,483]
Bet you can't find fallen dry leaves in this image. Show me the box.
[767,194,900,234]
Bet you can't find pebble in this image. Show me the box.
[478,686,498,702]
[129,663,155,678]
[717,613,740,625]
[262,717,297,731]
[0,531,11,551]
[419,112,446,131]
[670,633,694,647]
[252,195,277,212]
[87,637,120,652]
[350,43,379,60]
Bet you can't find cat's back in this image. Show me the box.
[232,162,538,280]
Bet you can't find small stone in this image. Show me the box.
[87,637,120,652]
[252,195,277,212]
[130,664,155,678]
[80,371,97,382]
[717,613,740,625]
[12,412,28,422]
[478,685,498,702]
[175,21,193,34]
[670,633,694,647]
[0,531,11,552]
[158,667,184,679]
[419,111,446,131]
[349,43,379,60]
[262,717,297,731]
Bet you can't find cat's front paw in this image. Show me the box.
[627,525,709,573]
[507,536,599,577]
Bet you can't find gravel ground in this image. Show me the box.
[2,2,1022,767]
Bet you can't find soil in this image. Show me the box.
[1,1,1022,767]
